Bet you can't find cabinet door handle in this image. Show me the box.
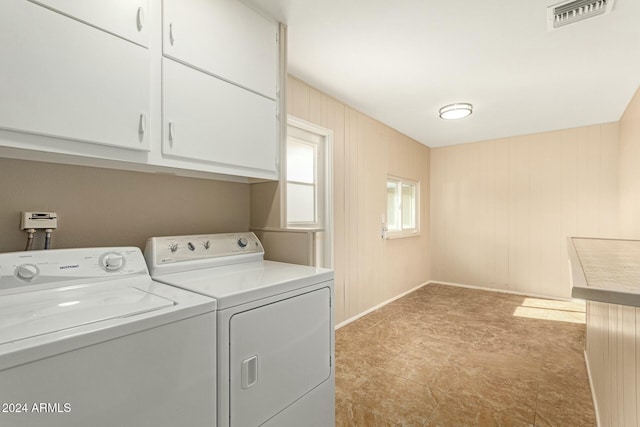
[169,23,175,45]
[138,113,147,136]
[169,122,176,143]
[136,7,145,31]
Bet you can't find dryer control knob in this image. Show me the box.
[16,264,38,280]
[103,253,124,271]
[237,237,248,248]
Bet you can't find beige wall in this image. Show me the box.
[430,124,619,299]
[253,230,315,266]
[619,86,640,237]
[0,158,249,253]
[584,87,640,427]
[286,76,431,324]
[250,180,281,229]
[384,128,431,302]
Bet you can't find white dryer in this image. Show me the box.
[145,232,335,427]
[0,247,217,427]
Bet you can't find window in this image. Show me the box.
[285,119,328,229]
[283,116,333,268]
[386,176,419,238]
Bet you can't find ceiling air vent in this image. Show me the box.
[547,0,614,30]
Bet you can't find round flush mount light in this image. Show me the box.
[439,103,473,120]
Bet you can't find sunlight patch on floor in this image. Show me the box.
[512,298,586,324]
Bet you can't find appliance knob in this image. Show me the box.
[237,237,248,248]
[16,264,38,280]
[187,242,195,251]
[104,253,124,271]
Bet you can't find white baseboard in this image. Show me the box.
[583,349,601,427]
[335,280,578,331]
[335,282,428,330]
[426,280,575,302]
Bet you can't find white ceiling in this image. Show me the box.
[244,0,640,147]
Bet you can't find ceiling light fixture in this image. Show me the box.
[439,103,473,120]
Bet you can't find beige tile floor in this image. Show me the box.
[335,283,596,427]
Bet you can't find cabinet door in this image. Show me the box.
[0,1,150,152]
[229,288,331,427]
[162,59,277,175]
[163,0,278,99]
[29,0,149,46]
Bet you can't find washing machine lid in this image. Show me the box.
[0,282,175,345]
[152,260,334,309]
[0,247,216,371]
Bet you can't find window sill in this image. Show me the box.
[286,226,325,232]
[251,227,324,233]
[385,231,421,240]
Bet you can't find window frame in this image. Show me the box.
[283,116,331,231]
[385,175,420,239]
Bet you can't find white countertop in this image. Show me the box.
[568,237,640,306]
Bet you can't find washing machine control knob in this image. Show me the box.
[237,237,248,248]
[103,253,125,271]
[16,264,39,280]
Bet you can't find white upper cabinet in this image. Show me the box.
[0,0,150,152]
[162,59,277,175]
[28,0,149,47]
[0,0,282,180]
[163,0,278,99]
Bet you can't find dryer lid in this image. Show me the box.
[0,284,175,345]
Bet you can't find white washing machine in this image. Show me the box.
[0,247,217,427]
[145,232,335,427]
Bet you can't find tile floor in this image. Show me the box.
[335,283,596,427]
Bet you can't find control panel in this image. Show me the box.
[146,232,263,264]
[144,232,264,274]
[0,247,148,293]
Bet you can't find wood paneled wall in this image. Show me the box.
[287,76,431,324]
[430,124,619,299]
[585,301,640,427]
[619,86,640,237]
[586,87,640,427]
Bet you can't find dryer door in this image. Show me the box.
[229,287,331,426]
